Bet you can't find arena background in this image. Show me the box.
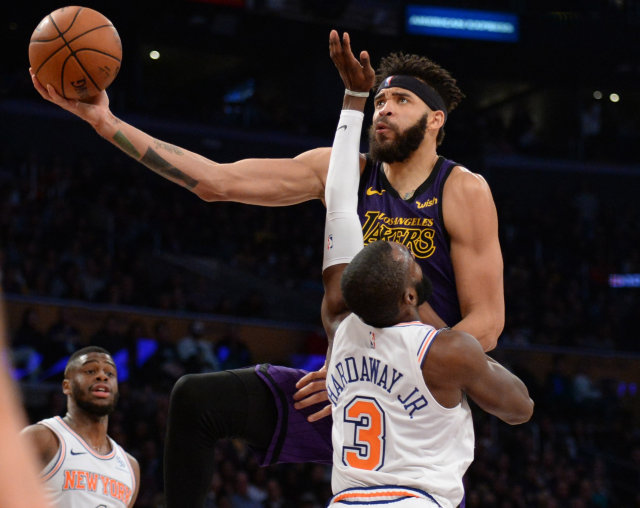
[2,1,639,506]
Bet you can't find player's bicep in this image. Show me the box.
[445,334,531,423]
[200,147,331,205]
[442,333,510,411]
[445,170,504,338]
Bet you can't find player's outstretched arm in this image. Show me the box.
[30,69,329,206]
[425,329,533,425]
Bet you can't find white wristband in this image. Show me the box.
[345,88,369,98]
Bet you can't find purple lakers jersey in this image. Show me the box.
[358,156,461,327]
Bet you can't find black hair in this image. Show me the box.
[340,242,408,328]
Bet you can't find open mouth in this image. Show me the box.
[91,386,111,399]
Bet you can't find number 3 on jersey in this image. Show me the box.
[342,396,386,470]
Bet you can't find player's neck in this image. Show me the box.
[383,145,439,200]
[63,411,111,453]
[395,307,421,326]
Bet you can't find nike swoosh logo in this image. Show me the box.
[338,125,347,131]
[366,187,386,196]
[70,449,86,455]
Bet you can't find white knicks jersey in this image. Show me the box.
[38,416,136,508]
[328,314,474,508]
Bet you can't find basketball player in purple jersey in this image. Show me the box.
[31,31,503,507]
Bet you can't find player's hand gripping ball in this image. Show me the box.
[29,6,122,100]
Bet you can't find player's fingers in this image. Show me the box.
[329,29,340,45]
[360,50,373,72]
[295,371,316,390]
[342,32,352,53]
[45,84,63,101]
[292,380,326,400]
[295,370,326,389]
[30,73,48,97]
[307,404,332,423]
[329,30,338,56]
[294,390,329,410]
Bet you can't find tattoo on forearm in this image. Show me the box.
[113,130,141,159]
[140,147,198,188]
[153,140,184,156]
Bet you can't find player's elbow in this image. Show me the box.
[194,181,227,202]
[503,397,534,425]
[481,310,504,352]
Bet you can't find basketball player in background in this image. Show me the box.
[0,288,51,508]
[31,30,504,506]
[318,67,533,508]
[21,346,140,507]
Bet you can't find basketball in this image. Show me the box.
[29,6,122,101]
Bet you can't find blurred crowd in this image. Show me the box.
[0,149,324,320]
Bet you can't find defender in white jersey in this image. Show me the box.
[317,70,533,506]
[323,242,533,507]
[328,315,473,507]
[21,346,140,507]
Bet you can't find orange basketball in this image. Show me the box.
[29,6,122,100]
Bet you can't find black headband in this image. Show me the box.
[377,75,448,121]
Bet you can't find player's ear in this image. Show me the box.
[403,287,418,307]
[429,110,445,130]
[62,378,71,395]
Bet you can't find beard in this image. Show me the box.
[415,272,433,307]
[72,383,119,417]
[368,113,428,163]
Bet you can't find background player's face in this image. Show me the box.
[369,87,431,163]
[64,353,119,416]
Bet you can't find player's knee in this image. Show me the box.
[169,373,204,415]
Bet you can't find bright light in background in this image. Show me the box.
[149,50,160,60]
[593,90,602,100]
[609,93,620,103]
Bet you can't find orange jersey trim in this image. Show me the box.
[334,489,422,502]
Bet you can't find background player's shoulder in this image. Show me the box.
[21,421,61,465]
